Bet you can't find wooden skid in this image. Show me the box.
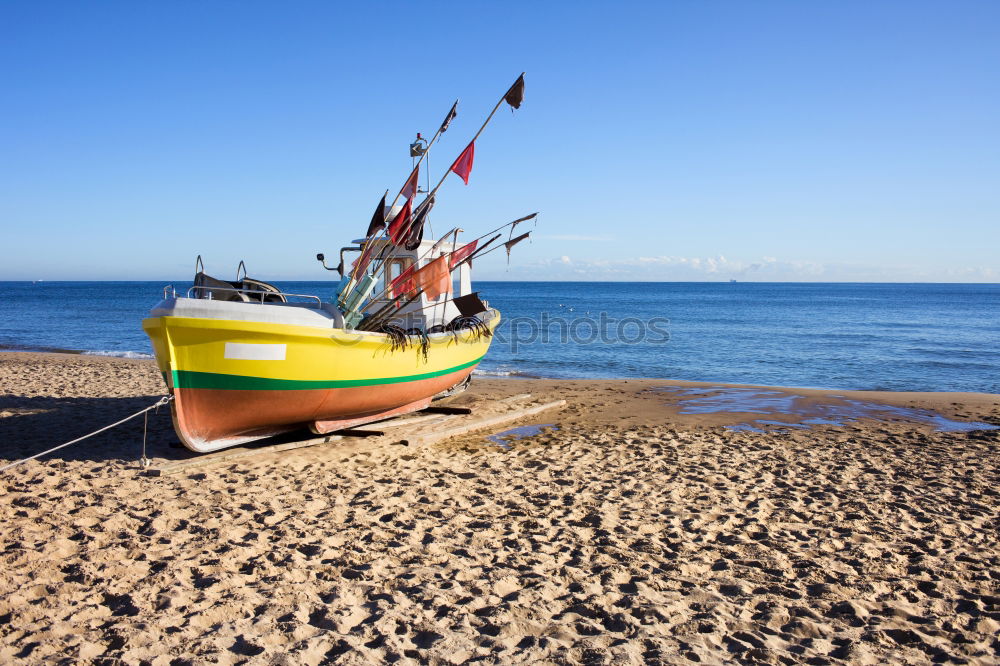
[145,394,563,476]
[401,400,567,447]
[421,406,474,415]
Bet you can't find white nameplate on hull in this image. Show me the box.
[224,343,287,361]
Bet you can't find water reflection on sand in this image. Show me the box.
[650,386,1000,434]
[487,423,559,448]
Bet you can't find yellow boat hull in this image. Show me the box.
[142,309,499,452]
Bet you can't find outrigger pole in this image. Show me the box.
[358,290,425,332]
[361,234,532,327]
[359,211,535,311]
[358,232,502,323]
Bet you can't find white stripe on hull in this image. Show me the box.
[223,342,287,361]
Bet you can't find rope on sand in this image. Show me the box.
[0,395,173,474]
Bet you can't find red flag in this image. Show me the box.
[388,263,417,299]
[450,141,475,185]
[387,198,411,245]
[400,165,419,201]
[413,255,453,300]
[449,239,478,268]
[351,243,376,277]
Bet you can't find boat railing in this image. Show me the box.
[186,285,324,306]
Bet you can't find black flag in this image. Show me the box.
[504,231,530,262]
[439,100,458,133]
[366,192,387,237]
[509,212,537,234]
[504,74,525,109]
[403,196,435,251]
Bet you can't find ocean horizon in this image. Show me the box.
[2,280,998,394]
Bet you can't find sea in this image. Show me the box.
[1,281,998,394]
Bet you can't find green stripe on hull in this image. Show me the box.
[171,356,484,391]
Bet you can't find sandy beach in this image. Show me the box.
[2,351,999,664]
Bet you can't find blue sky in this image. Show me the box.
[2,1,998,282]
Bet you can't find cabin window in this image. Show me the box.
[389,260,405,281]
[381,258,412,300]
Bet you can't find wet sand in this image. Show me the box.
[2,352,999,664]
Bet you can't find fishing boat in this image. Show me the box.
[143,75,532,453]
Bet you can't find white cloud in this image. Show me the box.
[491,254,867,281]
[478,251,1000,282]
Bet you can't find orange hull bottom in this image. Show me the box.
[170,367,473,451]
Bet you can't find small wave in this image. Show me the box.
[0,343,83,354]
[911,359,997,371]
[473,367,551,379]
[474,368,520,377]
[83,350,155,359]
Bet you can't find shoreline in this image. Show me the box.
[4,350,1000,404]
[2,352,999,663]
[0,346,155,359]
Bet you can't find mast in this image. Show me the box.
[340,74,526,328]
[341,100,459,300]
[363,74,525,300]
[426,73,524,202]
